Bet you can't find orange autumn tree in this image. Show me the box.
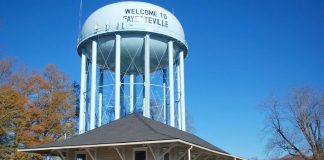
[0,58,76,159]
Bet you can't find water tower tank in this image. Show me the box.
[77,1,188,73]
[77,1,188,134]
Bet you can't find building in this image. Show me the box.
[19,114,243,160]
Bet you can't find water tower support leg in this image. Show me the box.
[144,34,151,118]
[115,34,121,120]
[129,73,134,113]
[98,69,103,127]
[79,50,87,134]
[85,62,89,131]
[90,40,97,130]
[162,69,167,124]
[179,51,186,131]
[120,74,124,116]
[168,41,175,127]
[142,75,145,115]
[176,63,182,130]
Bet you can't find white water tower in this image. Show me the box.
[77,1,188,134]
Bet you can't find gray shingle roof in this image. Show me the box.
[26,113,227,154]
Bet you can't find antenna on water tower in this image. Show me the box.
[77,0,83,41]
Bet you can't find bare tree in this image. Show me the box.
[0,57,14,83]
[262,87,324,160]
[150,101,196,133]
[186,112,196,134]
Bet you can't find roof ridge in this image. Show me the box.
[134,114,175,139]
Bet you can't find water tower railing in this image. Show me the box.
[77,23,187,47]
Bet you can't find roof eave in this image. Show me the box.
[18,139,244,160]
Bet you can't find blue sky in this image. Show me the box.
[1,0,323,159]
